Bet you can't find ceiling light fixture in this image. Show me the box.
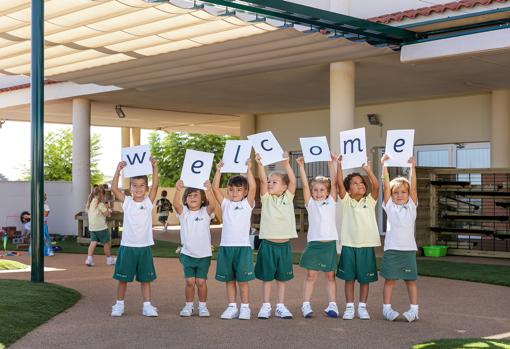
[115,105,125,119]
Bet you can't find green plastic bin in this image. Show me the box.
[422,245,448,257]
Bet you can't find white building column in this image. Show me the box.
[121,127,130,189]
[72,98,90,215]
[131,127,141,146]
[491,90,510,167]
[330,61,355,153]
[239,114,256,139]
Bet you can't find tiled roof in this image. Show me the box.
[368,0,509,24]
[0,80,59,93]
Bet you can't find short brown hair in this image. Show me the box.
[268,171,290,186]
[182,188,209,208]
[130,175,148,186]
[310,176,331,192]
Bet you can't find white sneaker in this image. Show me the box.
[403,309,419,322]
[198,305,210,317]
[85,258,94,267]
[111,303,124,317]
[106,257,116,265]
[238,306,251,320]
[324,303,339,318]
[383,308,400,321]
[180,304,193,317]
[302,303,313,318]
[257,304,272,319]
[143,304,159,317]
[220,305,239,319]
[342,305,355,320]
[275,305,293,319]
[357,305,370,320]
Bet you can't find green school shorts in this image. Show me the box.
[299,241,338,272]
[255,240,294,282]
[380,250,418,281]
[179,253,211,279]
[90,229,110,244]
[336,246,378,284]
[215,246,255,282]
[113,246,157,283]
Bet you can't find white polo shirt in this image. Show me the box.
[220,198,253,247]
[382,198,418,251]
[177,206,213,258]
[121,196,154,247]
[305,196,338,242]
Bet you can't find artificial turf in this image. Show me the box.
[0,280,80,349]
[411,338,510,349]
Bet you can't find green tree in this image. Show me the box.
[149,132,238,187]
[22,129,104,184]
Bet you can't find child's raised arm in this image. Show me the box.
[204,180,216,215]
[381,154,391,204]
[111,161,126,203]
[362,160,379,200]
[212,161,225,203]
[328,153,339,201]
[296,156,310,203]
[409,156,418,204]
[283,151,296,195]
[173,180,185,215]
[336,156,347,199]
[255,153,268,196]
[148,157,159,203]
[246,159,257,208]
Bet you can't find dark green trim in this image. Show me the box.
[30,0,45,283]
[403,23,510,45]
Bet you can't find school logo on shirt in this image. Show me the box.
[139,206,145,210]
[234,206,244,210]
[321,201,330,206]
[194,217,204,222]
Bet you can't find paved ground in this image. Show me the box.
[2,253,509,349]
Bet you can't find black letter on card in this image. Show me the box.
[191,160,204,174]
[261,139,273,152]
[126,152,146,165]
[343,138,363,154]
[393,139,405,153]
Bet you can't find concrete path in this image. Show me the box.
[2,253,509,349]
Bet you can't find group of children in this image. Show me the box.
[107,151,420,322]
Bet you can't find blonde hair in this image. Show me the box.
[268,171,290,186]
[310,176,331,193]
[86,186,105,209]
[389,176,410,193]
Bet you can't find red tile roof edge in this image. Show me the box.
[368,0,509,24]
[0,79,60,93]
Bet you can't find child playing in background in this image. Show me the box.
[110,158,159,317]
[43,193,53,257]
[296,154,339,318]
[380,155,419,322]
[255,152,297,319]
[156,190,173,232]
[212,160,256,320]
[336,157,380,320]
[85,185,115,267]
[173,179,216,318]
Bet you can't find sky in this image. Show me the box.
[0,120,153,181]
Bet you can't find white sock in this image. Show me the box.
[383,304,392,311]
[240,303,250,308]
[276,303,285,309]
[303,301,310,306]
[410,304,419,312]
[199,302,206,308]
[228,303,237,308]
[116,300,124,305]
[358,302,367,308]
[186,302,193,307]
[262,302,271,308]
[143,301,151,307]
[328,302,337,307]
[346,302,354,308]
[87,256,93,261]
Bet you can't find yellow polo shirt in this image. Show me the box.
[340,193,381,248]
[259,191,297,239]
[86,198,108,232]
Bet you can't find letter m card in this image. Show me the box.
[180,149,214,190]
[384,129,415,167]
[299,136,331,163]
[121,144,152,178]
[340,127,367,170]
[221,140,252,173]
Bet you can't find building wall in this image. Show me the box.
[256,94,492,152]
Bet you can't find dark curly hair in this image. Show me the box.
[343,172,369,196]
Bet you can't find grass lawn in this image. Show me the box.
[411,338,510,349]
[0,280,80,349]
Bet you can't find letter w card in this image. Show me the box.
[180,149,214,190]
[340,127,367,170]
[300,136,331,163]
[121,145,152,178]
[384,129,415,167]
[221,140,252,173]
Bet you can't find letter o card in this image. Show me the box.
[247,131,285,166]
[340,127,367,170]
[121,144,152,178]
[384,129,415,167]
[180,149,214,189]
[299,136,331,163]
[221,140,252,173]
